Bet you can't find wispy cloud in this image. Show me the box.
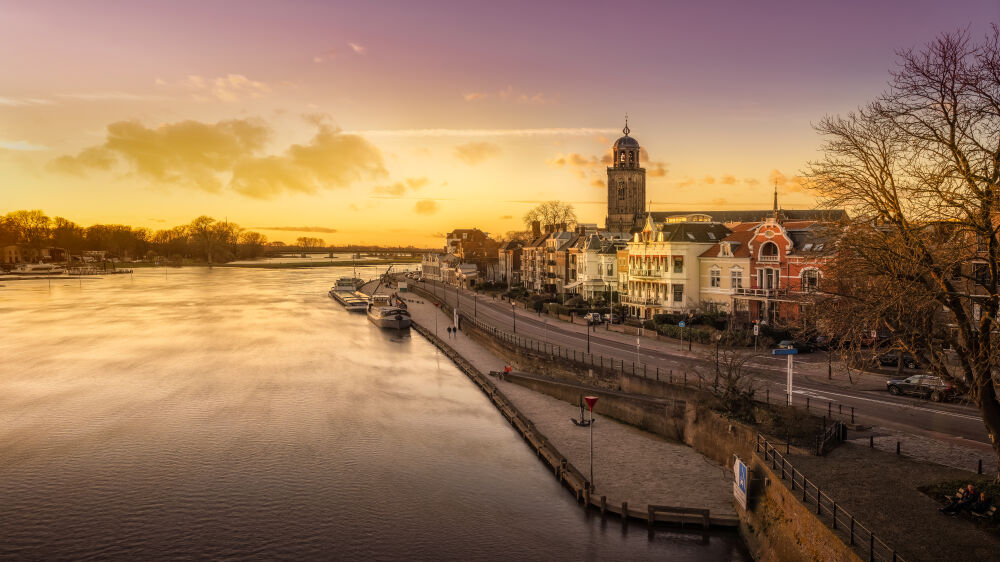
[55,91,163,102]
[465,86,551,104]
[346,127,618,138]
[251,225,339,233]
[349,42,366,54]
[414,199,438,215]
[157,74,274,102]
[372,176,429,196]
[313,48,338,63]
[454,142,501,165]
[1,140,48,151]
[0,96,52,106]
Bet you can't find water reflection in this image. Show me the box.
[0,268,748,560]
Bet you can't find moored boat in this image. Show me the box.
[366,304,412,330]
[9,263,66,275]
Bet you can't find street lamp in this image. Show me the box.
[584,395,599,490]
[715,332,723,390]
[586,319,592,354]
[512,302,516,333]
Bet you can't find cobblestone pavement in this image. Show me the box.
[401,294,737,517]
[846,428,994,475]
[788,443,1000,562]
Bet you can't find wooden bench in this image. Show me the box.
[647,505,711,529]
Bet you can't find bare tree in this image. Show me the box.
[695,348,760,420]
[807,27,1000,475]
[523,201,577,231]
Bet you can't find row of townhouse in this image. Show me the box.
[623,212,833,325]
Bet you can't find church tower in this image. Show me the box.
[605,118,646,233]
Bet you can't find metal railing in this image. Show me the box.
[411,279,862,434]
[756,434,904,562]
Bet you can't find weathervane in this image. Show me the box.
[623,114,630,136]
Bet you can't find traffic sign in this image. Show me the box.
[753,324,759,336]
[772,348,798,355]
[733,457,748,510]
[678,321,686,328]
[584,396,599,411]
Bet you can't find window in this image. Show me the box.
[606,264,614,276]
[673,284,684,302]
[673,256,683,273]
[760,242,778,260]
[759,268,778,290]
[801,269,819,292]
[730,268,743,289]
[620,152,626,163]
[974,263,989,285]
[710,267,721,288]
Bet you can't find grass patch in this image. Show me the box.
[919,476,1000,535]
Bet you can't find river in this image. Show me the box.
[0,267,748,560]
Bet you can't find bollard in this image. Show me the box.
[670,369,673,384]
[979,459,983,475]
[766,389,769,403]
[817,488,822,514]
[656,366,659,380]
[622,501,629,523]
[832,502,838,529]
[869,436,874,448]
[828,401,832,418]
[850,517,855,545]
[851,406,855,424]
[601,495,607,516]
[896,441,900,455]
[806,396,810,410]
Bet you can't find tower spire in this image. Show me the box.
[623,114,630,136]
[772,181,779,220]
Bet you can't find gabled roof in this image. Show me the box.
[656,222,732,244]
[700,229,755,258]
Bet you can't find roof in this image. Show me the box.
[651,209,847,224]
[700,230,755,258]
[614,135,639,149]
[656,222,732,244]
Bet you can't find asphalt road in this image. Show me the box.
[411,280,991,446]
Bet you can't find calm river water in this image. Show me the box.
[0,267,748,560]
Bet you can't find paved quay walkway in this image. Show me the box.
[399,293,738,520]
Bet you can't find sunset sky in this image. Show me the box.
[2,0,998,246]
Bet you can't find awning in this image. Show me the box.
[563,280,583,289]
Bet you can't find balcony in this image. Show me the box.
[629,268,663,279]
[757,255,780,263]
[734,287,788,298]
[623,295,663,306]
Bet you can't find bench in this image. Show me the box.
[972,505,998,520]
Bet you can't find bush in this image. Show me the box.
[656,324,716,344]
[642,319,656,330]
[564,296,586,308]
[545,302,569,316]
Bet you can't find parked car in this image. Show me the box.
[606,313,622,324]
[813,335,837,351]
[886,375,956,402]
[876,350,920,369]
[583,312,602,323]
[776,340,814,353]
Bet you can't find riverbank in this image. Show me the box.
[400,293,741,530]
[220,258,420,268]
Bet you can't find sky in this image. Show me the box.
[2,0,998,246]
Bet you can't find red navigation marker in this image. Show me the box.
[584,396,598,411]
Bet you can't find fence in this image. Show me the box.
[755,434,905,562]
[410,280,861,446]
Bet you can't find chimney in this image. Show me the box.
[531,220,541,237]
[559,222,567,232]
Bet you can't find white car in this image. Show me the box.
[583,312,603,323]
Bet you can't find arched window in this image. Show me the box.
[620,152,626,163]
[760,242,779,261]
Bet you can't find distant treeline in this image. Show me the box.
[0,210,271,263]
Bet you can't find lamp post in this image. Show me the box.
[512,302,516,333]
[586,320,592,354]
[584,395,599,490]
[715,332,723,390]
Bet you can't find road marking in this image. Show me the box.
[790,388,982,421]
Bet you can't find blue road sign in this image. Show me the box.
[772,348,798,355]
[678,321,686,328]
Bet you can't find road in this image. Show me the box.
[410,279,991,446]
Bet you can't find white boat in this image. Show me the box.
[10,263,66,275]
[367,304,412,330]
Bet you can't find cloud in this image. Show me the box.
[251,226,339,233]
[372,176,429,196]
[0,97,51,106]
[500,215,513,220]
[589,178,604,188]
[721,174,737,185]
[349,42,366,54]
[463,92,486,101]
[313,49,337,63]
[769,169,813,193]
[48,146,118,174]
[231,124,386,198]
[148,218,167,223]
[50,117,387,198]
[648,162,668,177]
[55,91,163,102]
[710,198,728,206]
[1,140,47,151]
[414,199,439,215]
[454,141,501,164]
[458,86,551,104]
[157,74,274,102]
[702,176,716,185]
[346,127,616,138]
